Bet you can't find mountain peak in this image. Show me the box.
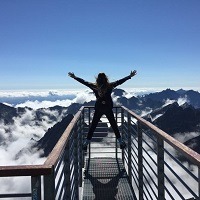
[112,88,126,96]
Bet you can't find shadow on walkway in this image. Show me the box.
[83,158,136,200]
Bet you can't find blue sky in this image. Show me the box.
[0,0,200,90]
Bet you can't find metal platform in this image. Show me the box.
[82,157,137,200]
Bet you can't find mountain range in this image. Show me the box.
[1,88,200,157]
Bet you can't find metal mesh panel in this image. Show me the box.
[82,157,136,200]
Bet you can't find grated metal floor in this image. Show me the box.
[82,157,137,200]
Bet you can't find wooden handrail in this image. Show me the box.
[44,107,84,166]
[0,164,52,177]
[121,106,200,166]
[0,107,84,177]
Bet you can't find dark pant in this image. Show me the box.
[87,109,121,140]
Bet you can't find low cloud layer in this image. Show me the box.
[0,88,160,109]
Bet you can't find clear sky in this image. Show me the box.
[0,0,200,90]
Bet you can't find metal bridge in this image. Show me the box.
[0,106,200,200]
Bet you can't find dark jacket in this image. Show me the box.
[74,75,131,111]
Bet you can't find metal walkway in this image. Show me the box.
[0,106,200,200]
[83,157,136,200]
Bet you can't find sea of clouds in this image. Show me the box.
[1,87,155,166]
[0,87,161,109]
[0,88,199,199]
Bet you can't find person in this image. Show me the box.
[68,70,137,150]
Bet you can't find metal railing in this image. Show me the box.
[0,106,200,200]
[83,106,123,160]
[121,106,200,200]
[0,107,85,200]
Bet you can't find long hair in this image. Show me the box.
[95,73,110,97]
[96,73,109,88]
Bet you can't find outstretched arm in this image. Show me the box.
[68,72,94,89]
[129,70,137,77]
[111,70,137,88]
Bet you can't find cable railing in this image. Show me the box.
[0,106,199,200]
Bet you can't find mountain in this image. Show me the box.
[0,103,69,124]
[185,90,200,108]
[142,88,200,109]
[15,114,74,159]
[152,102,200,134]
[112,88,127,96]
[184,135,200,154]
[2,88,200,158]
[0,103,27,124]
[36,114,74,157]
[176,89,187,95]
[142,89,180,102]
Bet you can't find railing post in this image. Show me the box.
[88,107,91,160]
[121,108,125,164]
[31,176,41,200]
[64,143,71,200]
[74,124,79,199]
[138,122,143,200]
[157,136,165,200]
[82,109,85,168]
[127,113,132,184]
[198,167,200,199]
[78,118,83,187]
[115,107,119,160]
[43,168,55,200]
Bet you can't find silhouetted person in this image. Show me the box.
[68,70,137,149]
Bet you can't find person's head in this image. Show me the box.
[96,72,109,87]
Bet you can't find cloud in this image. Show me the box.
[162,96,189,108]
[173,132,200,143]
[0,108,66,166]
[140,109,153,117]
[124,87,163,97]
[15,99,72,110]
[12,89,96,109]
[0,89,78,108]
[73,90,96,104]
[162,99,176,107]
[152,113,163,121]
[0,88,198,198]
[0,88,158,109]
[0,106,64,198]
[177,96,190,106]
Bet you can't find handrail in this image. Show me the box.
[44,107,84,166]
[122,105,200,166]
[0,107,84,177]
[121,106,200,200]
[0,106,85,200]
[0,164,52,177]
[0,105,199,200]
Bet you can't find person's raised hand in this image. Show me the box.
[130,70,137,78]
[68,72,76,78]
